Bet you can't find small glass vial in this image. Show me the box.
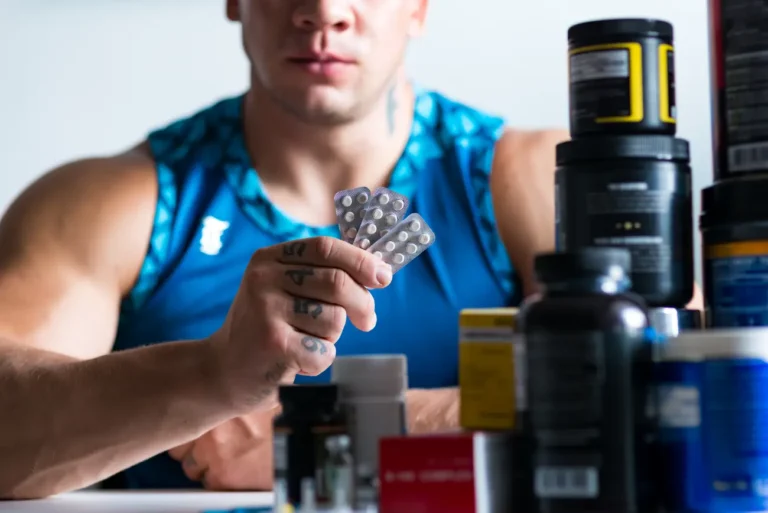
[326,434,354,510]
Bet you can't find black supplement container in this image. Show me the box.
[520,247,656,513]
[273,384,350,510]
[709,0,768,180]
[555,135,694,307]
[568,18,676,137]
[700,176,768,327]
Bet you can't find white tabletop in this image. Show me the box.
[0,491,274,513]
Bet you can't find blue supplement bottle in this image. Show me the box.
[657,328,768,512]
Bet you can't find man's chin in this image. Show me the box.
[274,87,359,126]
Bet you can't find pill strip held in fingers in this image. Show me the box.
[368,213,435,273]
[334,187,435,274]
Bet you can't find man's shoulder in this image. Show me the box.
[492,128,570,175]
[0,145,158,283]
[35,144,158,206]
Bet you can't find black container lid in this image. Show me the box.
[569,18,674,42]
[700,175,768,228]
[556,136,690,165]
[535,248,631,283]
[278,384,338,408]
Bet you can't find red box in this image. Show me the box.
[379,431,527,513]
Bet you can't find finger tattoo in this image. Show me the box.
[283,242,307,258]
[301,336,328,355]
[285,268,314,286]
[294,298,324,319]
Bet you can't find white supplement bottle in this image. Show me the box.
[331,355,408,511]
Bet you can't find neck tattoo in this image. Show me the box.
[386,85,398,135]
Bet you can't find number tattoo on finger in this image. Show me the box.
[301,336,328,355]
[283,242,307,258]
[294,298,324,319]
[285,268,314,286]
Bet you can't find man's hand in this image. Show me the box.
[169,408,279,490]
[209,236,393,412]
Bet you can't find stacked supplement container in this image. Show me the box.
[521,18,702,513]
[556,18,696,314]
[700,0,768,328]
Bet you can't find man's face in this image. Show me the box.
[227,0,428,125]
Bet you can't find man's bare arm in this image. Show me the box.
[405,388,459,434]
[0,152,239,499]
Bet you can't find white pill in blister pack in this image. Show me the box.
[334,187,371,243]
[353,187,409,250]
[368,213,435,274]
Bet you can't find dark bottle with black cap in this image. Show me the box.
[520,247,657,513]
[555,135,694,308]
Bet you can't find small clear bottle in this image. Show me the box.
[519,247,656,513]
[325,434,354,510]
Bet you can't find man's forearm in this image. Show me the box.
[406,387,460,434]
[0,339,237,499]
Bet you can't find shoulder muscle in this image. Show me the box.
[489,128,570,296]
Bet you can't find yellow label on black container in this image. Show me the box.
[569,42,645,124]
[658,43,676,124]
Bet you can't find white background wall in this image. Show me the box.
[0,0,711,276]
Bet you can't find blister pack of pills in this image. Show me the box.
[368,213,436,274]
[353,187,409,250]
[334,187,372,243]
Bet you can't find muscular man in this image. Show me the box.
[0,0,701,498]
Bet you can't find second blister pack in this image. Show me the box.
[353,187,409,250]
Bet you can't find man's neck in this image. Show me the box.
[241,75,415,210]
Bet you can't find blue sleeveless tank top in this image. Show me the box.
[112,87,520,489]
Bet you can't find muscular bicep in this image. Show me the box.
[490,129,570,297]
[0,257,118,360]
[0,151,157,360]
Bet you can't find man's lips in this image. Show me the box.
[286,53,356,65]
[286,54,357,79]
